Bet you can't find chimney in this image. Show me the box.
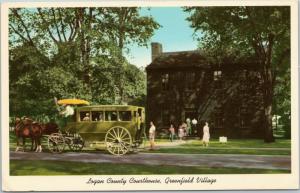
[151,42,163,61]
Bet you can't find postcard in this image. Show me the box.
[1,0,299,191]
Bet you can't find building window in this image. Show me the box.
[214,116,223,128]
[214,70,222,81]
[162,73,169,90]
[161,109,170,126]
[186,72,195,90]
[184,110,197,122]
[213,71,222,88]
[214,106,223,128]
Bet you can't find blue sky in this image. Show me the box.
[126,7,199,68]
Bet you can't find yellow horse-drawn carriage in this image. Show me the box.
[48,99,146,155]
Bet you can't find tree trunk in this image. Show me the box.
[77,8,92,96]
[264,100,275,142]
[257,33,275,143]
[263,67,275,143]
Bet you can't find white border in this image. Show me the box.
[1,0,299,191]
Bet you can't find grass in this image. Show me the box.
[140,139,291,155]
[9,134,291,175]
[180,139,291,148]
[144,147,291,155]
[10,131,291,155]
[10,160,290,175]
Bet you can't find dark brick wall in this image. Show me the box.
[146,66,265,139]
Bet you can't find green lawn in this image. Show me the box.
[140,139,291,155]
[181,139,291,148]
[144,147,290,155]
[10,131,291,155]
[10,160,290,175]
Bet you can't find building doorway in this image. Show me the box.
[184,111,197,136]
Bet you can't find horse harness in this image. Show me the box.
[16,120,33,133]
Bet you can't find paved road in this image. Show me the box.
[10,151,290,170]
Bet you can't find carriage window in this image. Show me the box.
[105,111,117,121]
[80,111,90,122]
[119,111,132,121]
[92,111,104,121]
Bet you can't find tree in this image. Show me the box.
[99,8,160,103]
[185,6,290,142]
[273,67,291,138]
[9,7,158,118]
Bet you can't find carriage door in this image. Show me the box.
[138,108,144,123]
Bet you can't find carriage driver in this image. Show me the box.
[54,97,75,128]
[60,104,74,117]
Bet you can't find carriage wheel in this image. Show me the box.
[68,133,85,151]
[48,133,65,153]
[105,126,132,156]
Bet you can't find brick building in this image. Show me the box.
[146,42,265,138]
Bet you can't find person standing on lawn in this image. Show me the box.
[169,124,175,142]
[202,122,210,147]
[186,118,191,136]
[149,121,156,150]
[181,122,187,138]
[178,123,185,141]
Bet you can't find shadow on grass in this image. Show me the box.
[10,160,290,175]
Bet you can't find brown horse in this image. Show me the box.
[15,117,43,152]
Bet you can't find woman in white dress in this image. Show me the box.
[202,122,210,147]
[149,121,156,150]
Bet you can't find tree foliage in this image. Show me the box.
[9,7,159,119]
[273,67,291,138]
[185,6,290,142]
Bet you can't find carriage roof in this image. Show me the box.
[76,105,144,111]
